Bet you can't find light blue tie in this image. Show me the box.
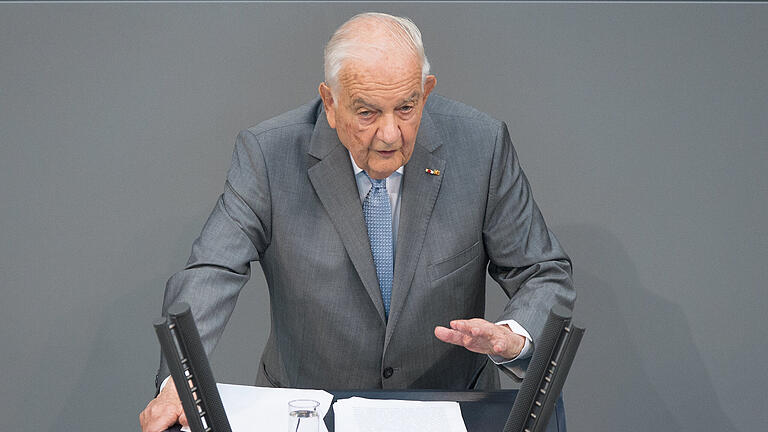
[363,173,393,319]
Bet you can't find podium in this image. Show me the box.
[164,388,565,432]
[157,303,578,432]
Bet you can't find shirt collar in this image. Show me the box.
[348,151,404,177]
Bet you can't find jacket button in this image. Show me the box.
[382,367,394,379]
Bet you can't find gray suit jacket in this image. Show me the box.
[158,94,575,391]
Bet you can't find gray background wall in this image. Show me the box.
[1,3,766,431]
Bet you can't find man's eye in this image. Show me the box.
[358,110,373,118]
[399,105,414,113]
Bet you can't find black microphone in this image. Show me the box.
[503,305,585,432]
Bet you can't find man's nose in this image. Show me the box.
[377,114,400,145]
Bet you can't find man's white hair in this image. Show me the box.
[323,12,431,96]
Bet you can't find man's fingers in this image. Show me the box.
[472,325,492,338]
[140,402,180,432]
[450,320,493,340]
[435,325,494,355]
[434,326,465,346]
[449,320,476,336]
[435,326,480,348]
[452,319,495,334]
[139,386,184,432]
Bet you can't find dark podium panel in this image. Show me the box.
[165,389,566,432]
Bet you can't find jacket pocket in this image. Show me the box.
[429,240,481,282]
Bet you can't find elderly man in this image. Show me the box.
[140,12,574,432]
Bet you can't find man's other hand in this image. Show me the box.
[139,377,187,432]
[434,318,525,359]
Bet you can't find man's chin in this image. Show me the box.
[368,167,397,179]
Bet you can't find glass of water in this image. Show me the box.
[288,399,320,432]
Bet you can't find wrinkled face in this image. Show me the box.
[319,53,436,179]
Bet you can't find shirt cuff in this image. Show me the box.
[159,375,172,392]
[488,319,533,365]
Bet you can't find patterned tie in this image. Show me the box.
[363,173,393,318]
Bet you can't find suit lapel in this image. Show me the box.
[386,111,445,347]
[307,109,387,323]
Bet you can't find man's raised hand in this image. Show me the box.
[434,318,525,359]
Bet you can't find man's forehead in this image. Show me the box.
[337,57,422,101]
[338,42,420,75]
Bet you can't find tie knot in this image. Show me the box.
[366,173,387,191]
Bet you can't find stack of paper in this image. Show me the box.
[333,397,468,432]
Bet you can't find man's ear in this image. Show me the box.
[423,75,437,101]
[318,82,337,129]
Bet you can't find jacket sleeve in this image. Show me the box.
[155,129,271,391]
[483,122,576,380]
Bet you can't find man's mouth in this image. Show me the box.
[376,150,398,157]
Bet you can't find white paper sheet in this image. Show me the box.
[180,383,333,432]
[333,397,468,432]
